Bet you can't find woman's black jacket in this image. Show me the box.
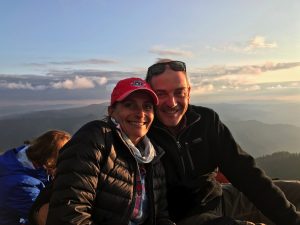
[46,119,173,225]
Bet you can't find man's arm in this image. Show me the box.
[213,113,300,224]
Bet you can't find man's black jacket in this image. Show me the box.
[148,105,300,225]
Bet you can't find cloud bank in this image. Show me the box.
[25,58,118,67]
[1,60,299,105]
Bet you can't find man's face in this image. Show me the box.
[149,68,190,128]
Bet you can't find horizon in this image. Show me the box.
[0,1,300,106]
[1,101,300,157]
[1,101,300,128]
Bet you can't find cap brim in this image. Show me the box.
[116,88,158,105]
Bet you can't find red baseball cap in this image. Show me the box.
[110,77,158,106]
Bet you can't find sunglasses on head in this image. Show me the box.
[146,61,186,81]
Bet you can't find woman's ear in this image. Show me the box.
[108,106,113,116]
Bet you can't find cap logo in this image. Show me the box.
[131,80,145,87]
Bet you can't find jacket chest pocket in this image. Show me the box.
[185,137,211,174]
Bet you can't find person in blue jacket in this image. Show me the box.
[0,129,71,225]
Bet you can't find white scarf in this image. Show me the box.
[111,117,155,164]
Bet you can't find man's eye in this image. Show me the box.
[175,90,187,97]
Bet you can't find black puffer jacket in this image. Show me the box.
[148,105,300,225]
[46,119,173,225]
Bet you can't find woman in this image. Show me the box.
[46,78,175,225]
[0,130,71,225]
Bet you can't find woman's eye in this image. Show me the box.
[123,102,134,109]
[144,103,153,111]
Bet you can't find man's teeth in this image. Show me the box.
[165,109,178,113]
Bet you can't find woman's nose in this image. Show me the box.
[135,107,145,117]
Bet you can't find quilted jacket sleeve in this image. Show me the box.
[46,121,106,225]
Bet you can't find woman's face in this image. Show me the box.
[109,91,154,145]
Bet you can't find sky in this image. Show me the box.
[0,0,300,107]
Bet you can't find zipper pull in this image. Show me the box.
[176,140,186,175]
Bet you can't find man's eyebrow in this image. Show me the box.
[155,87,187,92]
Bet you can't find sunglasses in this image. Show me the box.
[146,61,186,81]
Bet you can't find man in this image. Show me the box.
[145,59,300,225]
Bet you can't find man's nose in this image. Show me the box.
[165,95,177,107]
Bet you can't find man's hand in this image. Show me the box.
[243,222,266,225]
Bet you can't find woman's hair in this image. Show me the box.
[26,130,71,167]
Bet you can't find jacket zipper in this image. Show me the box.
[151,124,187,175]
[185,142,195,171]
[153,114,201,175]
[176,140,186,175]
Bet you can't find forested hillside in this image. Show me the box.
[256,152,300,180]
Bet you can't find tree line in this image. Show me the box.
[256,151,300,180]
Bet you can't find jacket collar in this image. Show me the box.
[185,105,201,127]
[152,104,201,133]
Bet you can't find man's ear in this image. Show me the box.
[187,86,191,101]
[108,106,113,116]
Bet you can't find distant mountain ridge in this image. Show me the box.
[225,120,300,157]
[0,104,108,152]
[0,103,299,158]
[201,103,300,127]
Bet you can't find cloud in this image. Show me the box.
[149,46,193,57]
[0,72,109,90]
[2,61,299,93]
[25,58,118,67]
[206,35,278,53]
[193,61,300,77]
[0,81,47,90]
[190,79,300,101]
[1,64,299,105]
[268,62,300,70]
[245,85,261,91]
[8,60,300,92]
[93,77,108,85]
[192,83,215,94]
[49,59,118,65]
[266,82,300,90]
[51,76,95,89]
[189,61,300,97]
[24,63,48,68]
[246,36,277,50]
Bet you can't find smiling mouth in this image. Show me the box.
[129,121,147,127]
[162,107,181,115]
